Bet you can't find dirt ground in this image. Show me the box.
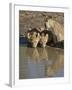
[19,11,64,35]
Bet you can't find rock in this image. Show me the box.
[19,11,64,35]
[53,40,64,49]
[45,19,64,41]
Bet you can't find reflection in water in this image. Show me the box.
[45,53,64,77]
[19,46,64,79]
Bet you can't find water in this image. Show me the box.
[19,46,64,79]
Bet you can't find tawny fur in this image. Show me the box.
[45,19,64,41]
[40,34,48,47]
[27,32,40,48]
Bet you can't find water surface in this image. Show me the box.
[19,46,64,79]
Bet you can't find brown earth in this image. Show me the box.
[19,10,64,35]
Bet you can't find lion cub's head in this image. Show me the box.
[27,32,40,48]
[40,33,48,47]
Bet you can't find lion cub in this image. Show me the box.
[27,32,40,48]
[40,33,48,48]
